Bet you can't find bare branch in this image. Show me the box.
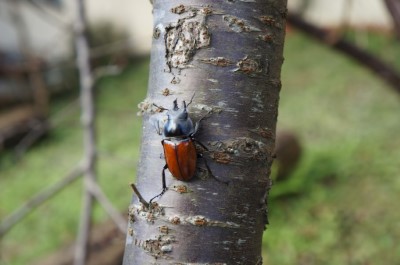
[26,0,72,30]
[13,120,49,159]
[73,0,97,264]
[287,13,400,95]
[89,40,130,58]
[93,65,123,80]
[384,0,400,39]
[130,183,149,209]
[86,179,127,233]
[0,165,84,237]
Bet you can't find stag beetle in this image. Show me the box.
[149,95,226,203]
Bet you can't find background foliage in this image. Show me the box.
[0,31,399,264]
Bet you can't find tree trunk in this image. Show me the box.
[124,1,287,264]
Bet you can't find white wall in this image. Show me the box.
[63,0,153,55]
[87,0,153,55]
[0,1,72,61]
[289,0,391,28]
[0,0,153,61]
[0,0,393,62]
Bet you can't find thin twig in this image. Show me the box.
[89,39,129,58]
[130,183,150,209]
[73,0,97,264]
[86,179,127,233]
[50,98,80,127]
[287,13,400,95]
[13,99,79,159]
[384,0,400,39]
[93,65,122,80]
[26,0,72,30]
[97,150,136,167]
[13,120,49,159]
[0,165,84,237]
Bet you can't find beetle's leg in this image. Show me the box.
[192,122,200,136]
[192,110,212,136]
[193,138,208,151]
[186,92,196,107]
[193,139,228,183]
[149,164,168,203]
[162,164,167,190]
[160,140,166,158]
[150,113,166,135]
[198,154,229,185]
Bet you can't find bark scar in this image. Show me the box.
[165,15,210,70]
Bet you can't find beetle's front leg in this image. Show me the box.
[149,164,168,203]
[192,110,212,136]
[160,139,166,158]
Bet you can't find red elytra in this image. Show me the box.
[162,138,197,181]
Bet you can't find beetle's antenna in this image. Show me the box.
[186,92,195,107]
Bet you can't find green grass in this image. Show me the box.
[1,31,400,265]
[264,32,400,264]
[0,59,148,265]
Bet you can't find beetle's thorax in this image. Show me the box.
[163,101,194,138]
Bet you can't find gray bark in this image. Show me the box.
[124,0,287,264]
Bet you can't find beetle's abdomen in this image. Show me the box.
[163,138,197,181]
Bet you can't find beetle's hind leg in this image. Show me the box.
[193,139,208,151]
[149,164,168,203]
[198,153,229,185]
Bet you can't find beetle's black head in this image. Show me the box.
[167,99,189,120]
[163,99,194,137]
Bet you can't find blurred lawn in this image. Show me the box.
[265,31,400,264]
[0,60,148,265]
[0,31,399,265]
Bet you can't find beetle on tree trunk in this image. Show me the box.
[124,0,287,263]
[150,96,226,203]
